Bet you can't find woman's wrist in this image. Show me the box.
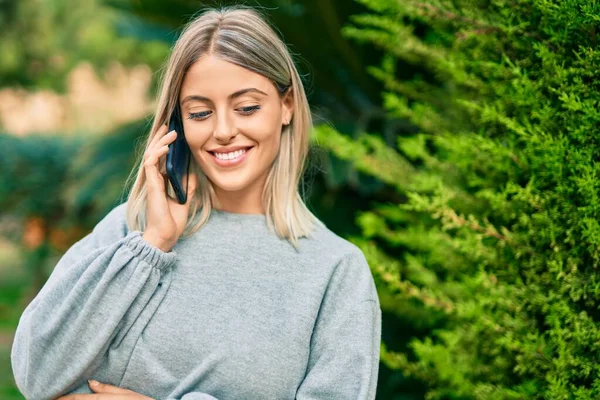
[142,231,173,253]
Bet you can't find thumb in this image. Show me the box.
[88,380,133,394]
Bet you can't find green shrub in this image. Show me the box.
[313,1,600,398]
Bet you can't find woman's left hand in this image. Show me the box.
[55,380,155,399]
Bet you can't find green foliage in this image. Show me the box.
[0,120,144,235]
[313,0,600,398]
[0,0,170,91]
[68,119,147,213]
[0,133,79,222]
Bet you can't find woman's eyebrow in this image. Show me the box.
[181,88,268,105]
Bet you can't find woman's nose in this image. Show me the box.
[213,113,237,142]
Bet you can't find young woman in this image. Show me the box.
[11,6,381,400]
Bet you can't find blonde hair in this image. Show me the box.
[123,5,322,250]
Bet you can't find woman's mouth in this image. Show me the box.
[208,146,254,167]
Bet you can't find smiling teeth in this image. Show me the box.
[214,148,247,160]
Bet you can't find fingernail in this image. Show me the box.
[88,379,100,387]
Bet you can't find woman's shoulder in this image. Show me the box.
[104,201,128,219]
[87,201,130,246]
[301,218,378,302]
[100,201,129,230]
[301,217,369,267]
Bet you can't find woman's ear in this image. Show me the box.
[281,87,294,125]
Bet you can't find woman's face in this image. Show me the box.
[179,54,293,208]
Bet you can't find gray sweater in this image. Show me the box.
[11,203,381,400]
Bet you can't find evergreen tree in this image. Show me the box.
[313,0,600,398]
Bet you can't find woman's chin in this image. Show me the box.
[210,178,252,193]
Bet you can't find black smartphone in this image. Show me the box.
[166,102,192,204]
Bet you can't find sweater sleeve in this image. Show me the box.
[10,203,178,400]
[167,393,219,399]
[295,249,382,400]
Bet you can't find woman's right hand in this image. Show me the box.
[142,123,196,253]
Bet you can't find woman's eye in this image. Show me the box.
[187,111,211,120]
[238,105,261,115]
[186,106,260,121]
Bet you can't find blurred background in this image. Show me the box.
[2,0,599,399]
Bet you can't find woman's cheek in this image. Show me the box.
[183,128,209,150]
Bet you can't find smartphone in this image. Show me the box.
[166,102,192,204]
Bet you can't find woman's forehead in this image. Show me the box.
[181,56,274,101]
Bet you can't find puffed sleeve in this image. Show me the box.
[10,202,178,400]
[295,249,382,400]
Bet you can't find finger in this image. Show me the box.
[167,173,196,209]
[148,124,170,150]
[144,144,170,166]
[89,380,133,394]
[145,132,176,177]
[147,130,175,159]
[155,134,177,176]
[144,145,170,192]
[155,130,177,149]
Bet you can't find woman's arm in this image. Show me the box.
[55,380,220,400]
[167,394,219,400]
[295,250,382,400]
[11,203,178,400]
